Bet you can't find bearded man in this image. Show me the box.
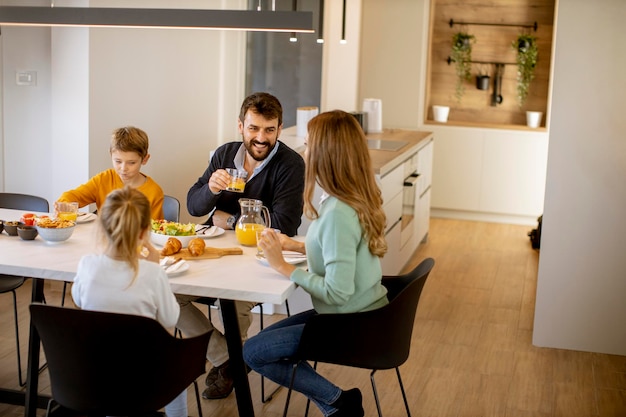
[180,91,305,399]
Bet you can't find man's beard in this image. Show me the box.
[244,138,275,161]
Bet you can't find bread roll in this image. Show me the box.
[160,237,182,256]
[188,237,206,257]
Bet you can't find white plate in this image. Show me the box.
[151,227,224,247]
[165,262,190,277]
[256,251,307,266]
[76,212,97,224]
[195,226,225,239]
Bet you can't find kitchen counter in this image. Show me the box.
[280,126,433,176]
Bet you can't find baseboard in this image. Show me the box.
[431,208,539,226]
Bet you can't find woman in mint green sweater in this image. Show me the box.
[243,110,388,417]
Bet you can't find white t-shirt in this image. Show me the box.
[71,254,179,328]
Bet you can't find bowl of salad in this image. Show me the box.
[150,219,198,247]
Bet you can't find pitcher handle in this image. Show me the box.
[262,206,271,229]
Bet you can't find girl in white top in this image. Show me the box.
[72,186,185,417]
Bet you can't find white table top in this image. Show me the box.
[0,208,297,305]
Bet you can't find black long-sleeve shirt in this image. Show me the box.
[187,141,305,236]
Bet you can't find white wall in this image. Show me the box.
[320,0,362,112]
[1,25,52,202]
[533,0,626,355]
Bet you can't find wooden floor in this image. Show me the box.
[1,218,625,417]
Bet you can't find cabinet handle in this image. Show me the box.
[404,175,419,187]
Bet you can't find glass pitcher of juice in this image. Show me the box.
[235,198,271,246]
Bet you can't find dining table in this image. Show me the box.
[0,207,299,417]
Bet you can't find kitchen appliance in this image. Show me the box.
[362,98,383,133]
[349,111,368,134]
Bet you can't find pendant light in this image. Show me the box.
[0,6,314,33]
[289,0,298,42]
[317,0,324,44]
[340,0,347,44]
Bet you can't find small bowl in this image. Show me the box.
[17,225,38,241]
[36,224,75,243]
[4,221,23,236]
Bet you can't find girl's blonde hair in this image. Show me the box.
[99,186,151,279]
[304,110,388,257]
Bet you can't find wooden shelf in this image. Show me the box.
[424,119,547,132]
[425,0,556,128]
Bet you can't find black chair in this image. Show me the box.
[29,304,211,417]
[282,257,435,417]
[0,192,49,387]
[195,296,290,403]
[163,194,181,222]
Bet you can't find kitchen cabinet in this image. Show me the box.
[429,125,547,224]
[376,133,434,276]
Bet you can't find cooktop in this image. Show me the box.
[367,139,408,152]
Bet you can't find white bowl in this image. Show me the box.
[36,224,75,243]
[150,231,197,247]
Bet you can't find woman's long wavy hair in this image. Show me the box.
[98,186,152,280]
[303,110,387,257]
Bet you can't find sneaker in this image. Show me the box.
[330,388,364,417]
[202,361,233,399]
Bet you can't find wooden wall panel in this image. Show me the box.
[425,0,556,129]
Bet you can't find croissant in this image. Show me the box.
[160,237,182,256]
[188,237,206,257]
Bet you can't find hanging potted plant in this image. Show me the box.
[450,32,475,102]
[512,34,538,107]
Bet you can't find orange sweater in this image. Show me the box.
[58,169,164,220]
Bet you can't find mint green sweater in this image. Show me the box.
[290,196,388,314]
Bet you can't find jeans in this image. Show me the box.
[164,389,187,417]
[243,310,342,416]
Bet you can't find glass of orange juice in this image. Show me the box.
[225,168,248,193]
[256,228,281,256]
[56,202,79,222]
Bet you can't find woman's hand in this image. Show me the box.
[258,229,297,278]
[279,234,306,254]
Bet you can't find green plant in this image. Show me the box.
[513,34,538,107]
[450,32,475,102]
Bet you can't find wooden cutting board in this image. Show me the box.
[164,247,243,260]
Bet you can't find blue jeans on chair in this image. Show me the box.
[243,310,342,417]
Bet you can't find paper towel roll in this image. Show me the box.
[362,98,383,133]
[296,106,319,137]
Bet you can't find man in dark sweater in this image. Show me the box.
[179,92,305,400]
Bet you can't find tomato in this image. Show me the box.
[21,213,36,226]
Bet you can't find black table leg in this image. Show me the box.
[220,299,255,417]
[25,278,45,417]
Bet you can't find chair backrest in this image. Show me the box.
[296,257,435,370]
[29,304,210,416]
[0,192,49,212]
[163,194,180,222]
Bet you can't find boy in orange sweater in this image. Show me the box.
[57,126,164,219]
